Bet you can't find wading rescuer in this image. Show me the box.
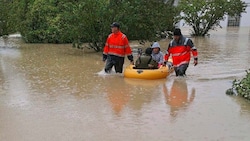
[164,28,198,76]
[103,22,134,73]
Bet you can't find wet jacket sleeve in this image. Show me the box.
[187,39,198,60]
[123,36,132,55]
[103,54,107,61]
[127,55,134,62]
[164,45,171,61]
[103,35,110,56]
[123,36,133,61]
[103,35,110,61]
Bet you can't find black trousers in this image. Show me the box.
[105,55,125,73]
[174,64,189,76]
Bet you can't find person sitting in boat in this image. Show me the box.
[134,48,158,69]
[151,42,164,66]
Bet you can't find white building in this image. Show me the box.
[220,0,250,27]
[177,0,250,27]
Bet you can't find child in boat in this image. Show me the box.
[151,42,164,66]
[135,48,158,69]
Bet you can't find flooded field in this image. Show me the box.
[0,27,250,141]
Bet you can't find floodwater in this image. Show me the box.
[0,27,250,141]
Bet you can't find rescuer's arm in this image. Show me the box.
[164,45,171,65]
[124,36,134,64]
[188,39,198,66]
[103,36,110,62]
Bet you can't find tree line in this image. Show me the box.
[0,0,246,51]
[0,0,177,51]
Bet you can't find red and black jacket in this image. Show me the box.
[103,31,133,61]
[165,36,198,67]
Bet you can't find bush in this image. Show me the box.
[226,69,250,100]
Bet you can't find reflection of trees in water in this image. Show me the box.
[224,28,241,57]
[226,27,240,34]
[192,37,221,64]
[0,38,21,48]
[163,79,195,119]
[13,45,102,98]
[0,57,3,90]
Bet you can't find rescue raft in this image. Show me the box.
[124,65,173,80]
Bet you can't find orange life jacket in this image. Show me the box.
[103,31,132,57]
[165,37,198,67]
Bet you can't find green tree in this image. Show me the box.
[9,0,72,43]
[21,0,62,43]
[119,0,176,41]
[73,0,177,51]
[0,0,14,36]
[5,0,177,52]
[61,0,111,51]
[177,0,246,36]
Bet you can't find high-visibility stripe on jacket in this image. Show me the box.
[103,31,132,57]
[165,37,198,67]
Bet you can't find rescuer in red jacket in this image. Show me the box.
[103,22,134,73]
[164,28,198,76]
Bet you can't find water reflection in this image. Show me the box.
[124,78,165,112]
[163,79,195,118]
[0,45,33,109]
[124,78,166,87]
[1,28,250,141]
[230,96,250,118]
[0,37,21,48]
[103,77,166,116]
[103,77,130,115]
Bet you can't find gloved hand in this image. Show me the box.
[163,61,167,66]
[103,54,107,62]
[194,58,198,66]
[127,55,134,63]
[130,60,134,65]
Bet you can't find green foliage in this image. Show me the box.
[0,0,15,36]
[72,0,177,51]
[7,0,34,36]
[112,0,176,41]
[178,0,246,36]
[70,0,111,52]
[2,0,176,51]
[229,69,250,100]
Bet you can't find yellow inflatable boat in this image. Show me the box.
[124,65,173,80]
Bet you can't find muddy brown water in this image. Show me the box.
[0,27,250,141]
